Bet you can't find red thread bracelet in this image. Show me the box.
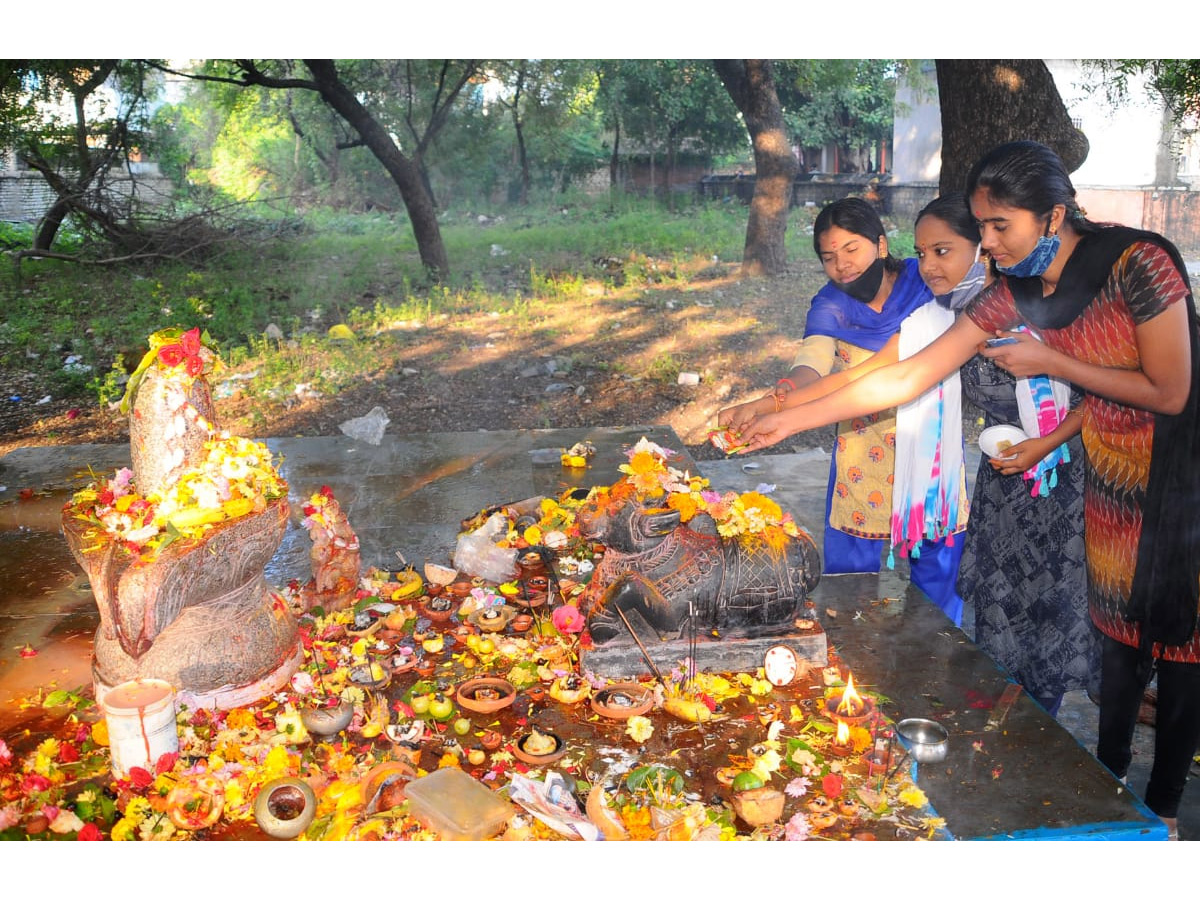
[776,378,796,391]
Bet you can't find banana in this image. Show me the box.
[663,695,714,723]
[585,784,629,841]
[391,567,424,601]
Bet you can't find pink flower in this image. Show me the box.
[785,776,811,798]
[0,739,12,769]
[552,604,585,634]
[784,812,812,841]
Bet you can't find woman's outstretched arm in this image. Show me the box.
[738,315,988,451]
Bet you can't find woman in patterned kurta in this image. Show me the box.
[735,142,1200,829]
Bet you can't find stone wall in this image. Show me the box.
[0,168,174,223]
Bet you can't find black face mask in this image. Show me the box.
[835,257,885,303]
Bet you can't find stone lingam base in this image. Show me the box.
[91,578,304,712]
[579,609,828,682]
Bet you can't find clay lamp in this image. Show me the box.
[455,676,517,714]
[591,682,655,719]
[469,605,516,633]
[349,662,391,692]
[346,610,382,640]
[511,613,534,633]
[415,657,437,678]
[449,580,475,599]
[525,684,547,703]
[480,729,503,751]
[517,549,546,577]
[828,719,855,758]
[420,593,459,625]
[512,728,566,765]
[824,672,875,726]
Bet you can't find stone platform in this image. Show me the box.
[581,608,827,680]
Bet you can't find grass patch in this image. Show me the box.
[0,195,912,407]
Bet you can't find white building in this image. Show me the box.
[890,60,1200,250]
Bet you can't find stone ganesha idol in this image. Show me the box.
[61,328,301,707]
[576,440,821,643]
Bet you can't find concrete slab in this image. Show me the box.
[0,428,1194,838]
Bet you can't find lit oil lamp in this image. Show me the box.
[829,718,854,757]
[825,672,876,725]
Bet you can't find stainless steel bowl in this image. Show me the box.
[896,718,949,764]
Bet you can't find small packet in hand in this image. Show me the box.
[707,427,749,455]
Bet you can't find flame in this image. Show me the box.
[835,719,850,745]
[836,672,865,717]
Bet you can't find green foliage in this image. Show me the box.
[776,60,901,163]
[1085,59,1200,125]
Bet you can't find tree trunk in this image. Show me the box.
[302,59,449,279]
[609,118,621,192]
[714,59,796,277]
[936,60,1090,195]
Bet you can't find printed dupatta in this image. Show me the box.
[1012,327,1074,497]
[889,302,967,565]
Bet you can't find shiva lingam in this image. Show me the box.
[61,328,300,708]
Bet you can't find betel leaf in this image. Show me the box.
[624,764,684,795]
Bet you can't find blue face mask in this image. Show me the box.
[996,231,1061,277]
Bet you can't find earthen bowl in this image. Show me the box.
[456,676,517,714]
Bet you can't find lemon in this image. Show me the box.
[731,771,765,793]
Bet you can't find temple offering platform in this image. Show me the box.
[0,426,1169,840]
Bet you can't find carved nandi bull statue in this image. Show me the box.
[577,489,821,644]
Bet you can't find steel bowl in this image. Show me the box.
[895,718,949,764]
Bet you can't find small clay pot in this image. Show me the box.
[525,685,547,703]
[456,676,517,714]
[480,729,503,750]
[449,580,475,598]
[416,659,437,677]
[426,583,445,597]
[255,777,317,839]
[511,614,534,633]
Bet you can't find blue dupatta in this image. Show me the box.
[804,258,933,350]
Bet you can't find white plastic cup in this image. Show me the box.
[101,678,179,779]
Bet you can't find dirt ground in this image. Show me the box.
[0,261,848,462]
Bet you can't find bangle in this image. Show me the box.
[776,378,797,392]
[773,393,783,413]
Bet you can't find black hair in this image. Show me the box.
[915,192,980,245]
[965,140,1100,235]
[813,197,904,273]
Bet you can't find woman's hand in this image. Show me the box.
[718,395,775,432]
[988,436,1050,475]
[979,331,1060,379]
[737,410,797,451]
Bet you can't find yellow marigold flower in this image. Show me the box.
[666,492,699,522]
[261,744,295,781]
[739,492,782,520]
[898,785,928,808]
[751,748,783,781]
[523,525,543,545]
[625,715,654,743]
[36,737,60,758]
[124,796,152,821]
[225,708,257,730]
[111,818,138,841]
[748,677,773,696]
